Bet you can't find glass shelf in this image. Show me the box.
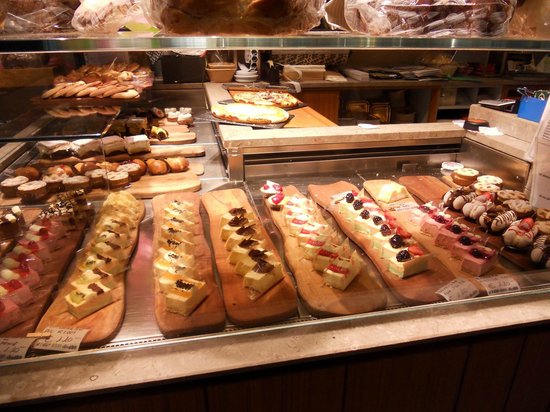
[1,32,550,53]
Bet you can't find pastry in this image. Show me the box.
[229,238,266,265]
[65,282,113,319]
[451,168,479,186]
[536,208,550,221]
[96,161,119,172]
[86,169,107,188]
[420,212,453,237]
[17,181,48,202]
[243,259,284,296]
[0,298,22,334]
[531,235,550,264]
[71,269,117,290]
[503,218,538,249]
[36,140,75,159]
[434,222,470,249]
[167,111,178,122]
[322,252,361,291]
[461,246,497,276]
[74,162,99,175]
[503,199,535,219]
[177,113,193,125]
[452,192,477,211]
[1,176,29,198]
[225,224,259,251]
[473,182,500,196]
[0,207,24,240]
[266,192,289,211]
[150,126,169,141]
[63,176,91,192]
[14,166,40,181]
[477,175,503,187]
[0,279,33,306]
[478,206,515,233]
[124,134,151,155]
[165,157,190,173]
[162,277,208,316]
[462,194,494,221]
[104,171,129,189]
[442,187,473,210]
[146,159,169,175]
[375,181,410,204]
[496,189,526,203]
[1,267,40,288]
[211,103,290,124]
[451,234,483,260]
[72,139,101,158]
[46,164,74,177]
[131,159,147,176]
[220,207,255,227]
[260,180,283,197]
[535,221,550,236]
[101,135,125,155]
[126,117,148,135]
[117,163,142,182]
[387,245,429,279]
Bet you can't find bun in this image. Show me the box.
[46,164,74,177]
[131,159,147,176]
[15,166,41,181]
[164,157,189,173]
[146,159,168,175]
[74,162,99,175]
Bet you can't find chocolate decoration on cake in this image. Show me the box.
[88,283,104,294]
[236,224,256,236]
[228,216,248,227]
[175,279,194,291]
[253,259,275,274]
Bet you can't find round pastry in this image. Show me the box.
[131,159,147,176]
[1,176,29,198]
[442,187,473,210]
[116,163,142,182]
[477,175,503,187]
[503,218,538,249]
[536,208,550,221]
[177,113,193,125]
[167,112,178,122]
[17,180,48,202]
[164,157,189,173]
[473,182,500,196]
[490,210,517,233]
[63,176,91,192]
[534,220,550,236]
[478,205,507,231]
[531,235,550,264]
[86,169,107,188]
[104,171,130,189]
[452,192,477,211]
[462,194,494,221]
[451,168,479,186]
[74,162,99,175]
[441,161,464,174]
[42,174,64,193]
[503,199,535,219]
[14,166,40,181]
[496,189,527,203]
[46,164,74,177]
[266,192,289,211]
[97,162,119,172]
[146,159,168,175]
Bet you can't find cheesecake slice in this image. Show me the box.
[164,277,208,316]
[323,252,361,291]
[66,282,113,319]
[71,268,117,290]
[243,259,284,297]
[387,246,429,279]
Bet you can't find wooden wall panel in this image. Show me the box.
[296,90,340,124]
[207,362,346,412]
[505,327,550,412]
[344,342,468,412]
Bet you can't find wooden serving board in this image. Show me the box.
[35,201,145,347]
[265,186,387,317]
[308,181,454,305]
[153,121,196,145]
[398,175,538,272]
[151,193,226,338]
[202,189,298,327]
[1,209,87,338]
[362,179,508,286]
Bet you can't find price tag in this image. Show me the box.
[0,337,35,361]
[391,201,419,212]
[436,278,479,302]
[32,327,89,352]
[477,274,521,296]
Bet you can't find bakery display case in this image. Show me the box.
[0,3,550,405]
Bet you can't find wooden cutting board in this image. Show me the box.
[1,209,87,338]
[35,201,145,347]
[202,189,298,327]
[398,175,538,272]
[398,176,450,204]
[265,185,387,317]
[151,193,226,338]
[152,122,196,145]
[362,179,508,286]
[309,181,455,305]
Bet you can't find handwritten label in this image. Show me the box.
[0,338,35,361]
[436,278,479,302]
[391,201,419,212]
[477,274,520,296]
[32,327,89,352]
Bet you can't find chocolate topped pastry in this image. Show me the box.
[228,215,248,227]
[252,259,275,274]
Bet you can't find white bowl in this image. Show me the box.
[234,74,259,82]
[234,73,258,79]
[235,70,258,76]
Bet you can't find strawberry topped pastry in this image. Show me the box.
[462,193,494,221]
[260,180,283,198]
[266,191,288,211]
[0,264,40,288]
[322,248,362,291]
[409,202,437,226]
[3,252,44,274]
[420,210,453,237]
[435,222,470,249]
[387,244,429,279]
[503,218,538,249]
[0,298,22,333]
[0,279,33,306]
[461,245,497,276]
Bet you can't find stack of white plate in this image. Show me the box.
[234,69,259,83]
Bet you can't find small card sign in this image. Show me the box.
[436,278,479,302]
[0,337,35,361]
[477,274,520,296]
[32,327,89,353]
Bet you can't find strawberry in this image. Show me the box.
[408,245,424,256]
[396,226,412,239]
[519,218,534,231]
[271,193,285,205]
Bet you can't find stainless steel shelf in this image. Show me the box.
[1,32,550,53]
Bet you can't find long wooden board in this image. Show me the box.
[265,185,387,317]
[398,175,538,272]
[362,179,508,285]
[151,193,226,338]
[202,189,297,327]
[153,121,196,145]
[35,201,145,347]
[308,181,454,305]
[1,209,87,338]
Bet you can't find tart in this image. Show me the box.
[1,176,29,198]
[63,175,91,192]
[104,171,129,189]
[17,180,48,202]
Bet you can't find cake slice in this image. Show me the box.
[461,246,497,276]
[225,224,259,251]
[1,267,40,288]
[235,249,277,276]
[164,277,208,316]
[387,246,429,279]
[243,259,284,297]
[0,279,33,306]
[220,215,250,241]
[65,282,113,319]
[71,269,117,290]
[228,238,266,265]
[0,298,22,333]
[323,251,361,291]
[220,207,255,226]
